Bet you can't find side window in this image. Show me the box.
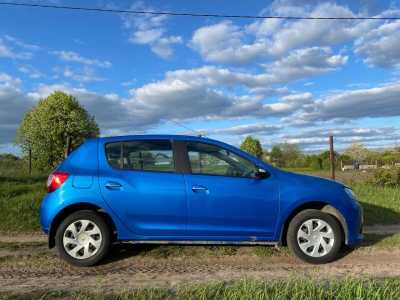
[105,140,175,172]
[105,142,122,169]
[187,142,257,177]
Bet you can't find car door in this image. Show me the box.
[99,139,187,237]
[183,141,279,239]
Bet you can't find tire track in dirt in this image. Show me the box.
[1,228,400,293]
[2,249,400,293]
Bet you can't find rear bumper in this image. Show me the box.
[39,193,55,235]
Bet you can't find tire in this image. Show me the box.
[55,210,111,267]
[287,209,343,264]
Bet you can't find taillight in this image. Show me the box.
[47,171,69,192]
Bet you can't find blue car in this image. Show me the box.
[40,135,363,266]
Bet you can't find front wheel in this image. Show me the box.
[287,209,343,264]
[55,210,111,267]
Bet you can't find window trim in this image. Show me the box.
[182,141,259,179]
[104,140,178,174]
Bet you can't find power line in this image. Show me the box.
[0,1,399,20]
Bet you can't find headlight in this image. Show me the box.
[344,187,357,200]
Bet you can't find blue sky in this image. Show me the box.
[1,0,400,154]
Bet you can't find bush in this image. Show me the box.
[369,168,400,187]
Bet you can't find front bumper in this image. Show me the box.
[346,201,364,247]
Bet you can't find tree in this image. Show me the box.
[270,145,283,166]
[240,136,263,158]
[17,91,99,170]
[280,143,301,165]
[344,143,369,163]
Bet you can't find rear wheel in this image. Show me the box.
[55,210,111,267]
[287,209,343,264]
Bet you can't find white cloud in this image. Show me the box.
[0,38,32,60]
[190,2,395,66]
[122,1,182,59]
[163,47,347,90]
[262,92,314,117]
[354,20,400,68]
[280,127,400,149]
[191,21,263,64]
[151,36,183,59]
[57,66,105,82]
[284,127,397,140]
[260,47,348,85]
[0,73,22,89]
[212,124,282,136]
[17,65,44,79]
[121,78,137,87]
[2,74,400,150]
[52,50,112,68]
[294,82,400,124]
[0,73,35,144]
[4,35,40,51]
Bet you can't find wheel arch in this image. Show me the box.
[48,202,117,248]
[279,201,348,246]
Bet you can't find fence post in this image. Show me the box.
[65,136,72,158]
[329,135,335,180]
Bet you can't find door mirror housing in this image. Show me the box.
[254,168,269,179]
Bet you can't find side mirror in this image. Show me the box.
[255,168,269,179]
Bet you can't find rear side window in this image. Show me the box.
[105,142,122,169]
[105,140,175,172]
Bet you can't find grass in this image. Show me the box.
[2,279,400,300]
[363,233,400,249]
[0,173,46,232]
[353,184,400,225]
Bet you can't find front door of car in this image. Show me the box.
[99,140,187,236]
[183,142,279,239]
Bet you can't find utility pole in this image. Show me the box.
[329,135,335,180]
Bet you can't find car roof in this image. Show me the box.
[98,134,218,143]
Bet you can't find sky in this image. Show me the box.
[1,0,400,154]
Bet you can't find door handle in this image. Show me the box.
[105,182,122,190]
[192,185,209,193]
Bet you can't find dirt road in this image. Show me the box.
[1,227,399,294]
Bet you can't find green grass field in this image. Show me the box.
[0,162,399,232]
[2,279,400,300]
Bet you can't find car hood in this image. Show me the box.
[276,169,345,190]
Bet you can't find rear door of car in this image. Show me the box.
[98,138,187,237]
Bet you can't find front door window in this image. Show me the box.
[186,142,257,178]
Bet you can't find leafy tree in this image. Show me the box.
[270,145,283,166]
[344,143,370,163]
[17,91,99,170]
[280,143,301,165]
[240,136,263,158]
[305,155,323,170]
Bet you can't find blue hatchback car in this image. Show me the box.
[40,135,363,266]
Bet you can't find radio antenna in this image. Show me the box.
[168,119,205,137]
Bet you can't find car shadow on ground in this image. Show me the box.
[99,202,400,266]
